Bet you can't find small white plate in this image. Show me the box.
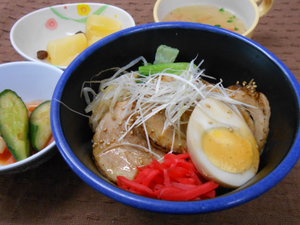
[0,61,63,174]
[10,3,136,70]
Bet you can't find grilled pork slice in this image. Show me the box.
[145,110,190,153]
[229,82,271,153]
[93,101,164,182]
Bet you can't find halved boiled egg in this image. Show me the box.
[187,97,259,188]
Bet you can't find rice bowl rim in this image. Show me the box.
[51,22,300,214]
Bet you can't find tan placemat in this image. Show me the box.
[0,0,299,225]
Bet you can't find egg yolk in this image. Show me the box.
[202,127,256,173]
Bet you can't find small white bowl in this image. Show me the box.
[0,61,63,174]
[10,3,136,70]
[153,0,273,38]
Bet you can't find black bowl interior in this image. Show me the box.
[58,24,299,195]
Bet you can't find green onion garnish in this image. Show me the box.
[138,63,193,76]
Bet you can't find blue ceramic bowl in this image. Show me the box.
[51,22,300,214]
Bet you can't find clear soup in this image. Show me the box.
[163,5,247,34]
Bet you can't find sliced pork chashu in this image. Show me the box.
[92,101,164,182]
[145,110,190,154]
[229,82,271,152]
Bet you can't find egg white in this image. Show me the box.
[187,97,259,188]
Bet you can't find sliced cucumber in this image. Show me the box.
[0,89,30,160]
[29,101,52,151]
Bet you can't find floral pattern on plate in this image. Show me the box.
[46,4,109,30]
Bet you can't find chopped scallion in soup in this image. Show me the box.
[163,5,247,34]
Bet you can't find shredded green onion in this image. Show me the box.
[83,48,255,154]
[84,58,251,136]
